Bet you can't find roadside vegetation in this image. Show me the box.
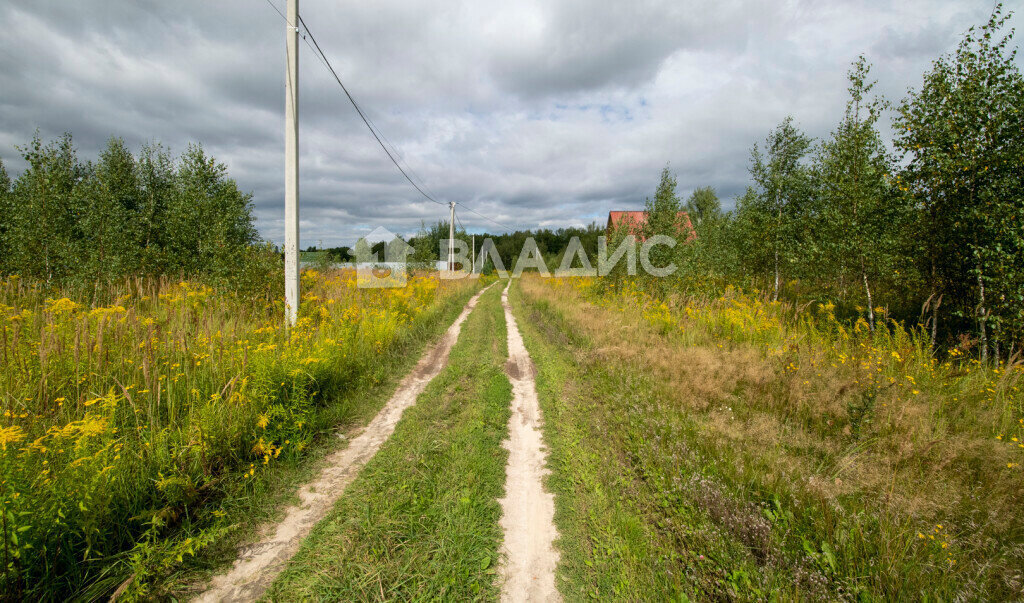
[0,134,278,294]
[514,274,1023,600]
[267,284,510,601]
[0,5,1019,602]
[602,7,1024,362]
[0,269,479,599]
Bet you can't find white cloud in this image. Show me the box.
[0,0,1017,246]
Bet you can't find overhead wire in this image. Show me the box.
[456,202,514,232]
[297,13,446,206]
[263,0,515,231]
[355,104,442,202]
[331,72,441,202]
[263,0,288,23]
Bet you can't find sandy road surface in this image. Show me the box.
[498,281,561,602]
[196,284,493,602]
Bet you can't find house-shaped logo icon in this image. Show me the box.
[354,226,414,288]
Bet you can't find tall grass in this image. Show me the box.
[530,276,1024,598]
[591,278,1024,435]
[267,284,510,601]
[0,270,476,598]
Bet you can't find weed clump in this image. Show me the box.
[0,270,474,598]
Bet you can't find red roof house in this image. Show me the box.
[606,210,695,241]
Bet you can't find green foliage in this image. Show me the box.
[323,246,351,262]
[623,6,1024,358]
[0,133,268,292]
[5,133,86,283]
[136,143,175,273]
[167,144,261,279]
[81,138,139,278]
[0,158,10,267]
[407,219,605,272]
[407,219,467,266]
[629,166,693,295]
[369,240,386,259]
[675,186,740,293]
[745,116,813,301]
[644,165,685,236]
[0,158,9,192]
[410,221,438,264]
[893,4,1024,355]
[0,272,477,599]
[811,56,912,330]
[684,186,722,227]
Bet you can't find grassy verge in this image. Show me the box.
[265,283,510,601]
[154,277,484,599]
[511,275,1024,601]
[0,270,481,599]
[509,279,765,601]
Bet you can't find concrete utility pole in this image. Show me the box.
[284,0,300,326]
[448,201,455,271]
[471,234,475,274]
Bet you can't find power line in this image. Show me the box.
[263,0,515,233]
[263,0,288,23]
[354,102,442,202]
[296,13,446,206]
[326,66,442,202]
[457,202,514,232]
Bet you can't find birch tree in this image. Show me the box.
[685,186,722,228]
[136,143,175,273]
[7,133,85,282]
[814,57,907,330]
[747,117,813,301]
[80,138,138,279]
[894,4,1024,356]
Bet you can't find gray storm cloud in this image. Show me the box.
[0,0,1014,246]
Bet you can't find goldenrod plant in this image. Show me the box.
[0,270,478,598]
[520,275,1023,598]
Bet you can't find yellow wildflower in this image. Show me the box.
[0,425,27,450]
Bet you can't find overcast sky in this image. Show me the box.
[0,1,1018,246]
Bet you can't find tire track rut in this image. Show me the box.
[498,281,561,602]
[196,284,493,602]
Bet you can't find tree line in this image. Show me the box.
[0,133,277,296]
[456,7,1022,358]
[617,7,1023,359]
[405,219,603,272]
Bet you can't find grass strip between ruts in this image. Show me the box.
[265,283,511,601]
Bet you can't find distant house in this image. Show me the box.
[606,210,695,241]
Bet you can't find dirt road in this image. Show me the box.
[498,282,561,602]
[196,284,493,602]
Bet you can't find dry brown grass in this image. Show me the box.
[521,275,833,484]
[518,274,1024,598]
